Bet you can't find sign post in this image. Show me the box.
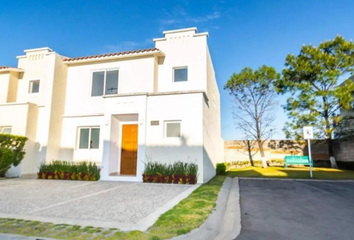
[303,126,313,178]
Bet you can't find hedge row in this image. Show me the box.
[142,161,198,184]
[0,134,28,177]
[38,161,100,181]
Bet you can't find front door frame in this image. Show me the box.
[119,122,139,175]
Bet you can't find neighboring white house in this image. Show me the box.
[0,27,223,183]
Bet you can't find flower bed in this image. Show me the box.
[37,161,100,181]
[142,161,198,184]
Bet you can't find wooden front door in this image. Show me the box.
[120,124,138,175]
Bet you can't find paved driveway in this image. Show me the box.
[0,179,195,231]
[236,179,354,240]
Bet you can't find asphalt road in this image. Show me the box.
[236,179,354,240]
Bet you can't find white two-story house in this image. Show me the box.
[0,27,223,183]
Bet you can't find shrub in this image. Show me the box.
[143,160,198,184]
[216,163,227,175]
[0,134,28,177]
[38,161,100,181]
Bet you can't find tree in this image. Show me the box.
[225,66,279,168]
[275,36,354,167]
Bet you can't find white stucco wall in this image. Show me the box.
[202,48,224,182]
[100,95,147,181]
[60,115,104,163]
[154,29,208,93]
[0,73,10,103]
[7,72,19,103]
[0,102,38,176]
[46,54,68,162]
[145,93,204,183]
[64,57,155,116]
[16,48,67,164]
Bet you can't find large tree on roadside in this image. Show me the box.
[225,66,279,168]
[275,36,354,167]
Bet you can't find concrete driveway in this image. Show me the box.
[0,178,197,231]
[236,179,354,240]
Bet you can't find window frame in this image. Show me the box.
[90,68,119,97]
[173,66,188,82]
[29,80,40,94]
[77,126,100,150]
[0,126,12,134]
[164,121,182,139]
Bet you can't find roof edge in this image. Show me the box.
[63,48,164,64]
[24,47,53,53]
[0,66,24,73]
[162,27,198,35]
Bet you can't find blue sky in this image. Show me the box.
[1,0,354,140]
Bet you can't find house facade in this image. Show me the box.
[0,27,223,183]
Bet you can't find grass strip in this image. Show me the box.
[227,166,354,180]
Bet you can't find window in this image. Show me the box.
[173,67,188,82]
[78,127,100,149]
[165,121,181,138]
[91,70,119,96]
[0,127,12,134]
[29,80,40,93]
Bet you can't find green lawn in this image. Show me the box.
[0,175,227,240]
[227,166,354,180]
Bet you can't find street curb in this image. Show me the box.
[171,177,241,240]
[214,178,241,240]
[239,177,354,182]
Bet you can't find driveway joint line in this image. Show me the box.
[26,183,138,214]
[67,182,96,188]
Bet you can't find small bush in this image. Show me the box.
[216,163,227,175]
[0,134,28,177]
[38,161,100,181]
[143,160,198,184]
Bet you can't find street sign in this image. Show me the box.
[303,126,313,178]
[303,126,313,139]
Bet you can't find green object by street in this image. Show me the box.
[284,156,312,168]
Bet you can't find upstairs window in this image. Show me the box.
[78,127,100,149]
[173,67,188,82]
[91,70,119,96]
[29,80,40,93]
[0,127,12,134]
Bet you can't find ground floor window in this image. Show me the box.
[78,127,100,149]
[164,121,181,138]
[0,126,12,134]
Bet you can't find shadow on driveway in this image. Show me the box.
[236,179,354,240]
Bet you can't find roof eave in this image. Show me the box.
[64,50,165,65]
[0,68,24,73]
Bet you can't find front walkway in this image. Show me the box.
[0,179,198,231]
